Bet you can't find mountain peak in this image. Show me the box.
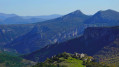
[106,9,115,11]
[93,9,119,17]
[85,9,119,24]
[96,9,119,14]
[56,10,90,22]
[104,9,119,12]
[71,10,83,15]
[63,10,87,18]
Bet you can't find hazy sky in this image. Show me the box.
[0,0,119,16]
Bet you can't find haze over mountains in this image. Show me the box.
[0,13,62,24]
[22,14,62,20]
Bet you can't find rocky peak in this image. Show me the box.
[71,10,84,15]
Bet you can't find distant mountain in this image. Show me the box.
[22,14,62,20]
[0,13,61,24]
[23,26,119,67]
[5,10,91,54]
[0,16,45,24]
[0,13,17,20]
[2,16,28,24]
[1,16,45,24]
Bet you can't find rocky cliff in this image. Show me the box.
[23,26,119,65]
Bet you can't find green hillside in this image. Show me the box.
[33,52,108,67]
[0,52,35,67]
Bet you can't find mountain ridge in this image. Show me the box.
[5,10,90,54]
[0,13,62,24]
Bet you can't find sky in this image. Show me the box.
[0,0,119,16]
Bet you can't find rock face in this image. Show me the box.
[84,27,119,42]
[23,26,119,62]
[0,24,34,47]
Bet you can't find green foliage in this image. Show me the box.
[33,63,60,67]
[33,52,108,67]
[0,52,34,67]
[86,62,109,67]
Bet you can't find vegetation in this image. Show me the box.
[33,52,108,67]
[0,52,35,67]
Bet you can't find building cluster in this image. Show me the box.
[74,53,85,58]
[73,53,94,61]
[51,52,94,62]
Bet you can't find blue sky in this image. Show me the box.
[0,0,119,16]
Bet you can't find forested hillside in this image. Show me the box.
[0,51,35,67]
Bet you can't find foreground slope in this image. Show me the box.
[33,52,108,67]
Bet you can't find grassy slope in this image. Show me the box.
[59,57,84,67]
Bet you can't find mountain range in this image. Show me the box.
[5,10,91,54]
[4,9,119,54]
[0,13,62,24]
[0,9,119,67]
[0,9,118,54]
